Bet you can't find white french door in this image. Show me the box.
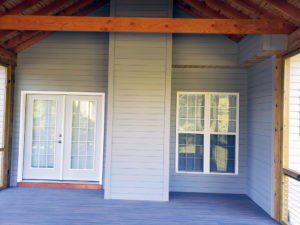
[23,93,104,182]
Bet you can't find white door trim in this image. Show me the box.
[17,91,105,185]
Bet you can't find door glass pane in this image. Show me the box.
[31,100,56,168]
[210,135,235,173]
[71,100,96,169]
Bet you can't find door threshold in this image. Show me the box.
[17,181,102,190]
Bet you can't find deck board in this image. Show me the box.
[0,188,278,225]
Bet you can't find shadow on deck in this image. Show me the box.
[0,188,278,225]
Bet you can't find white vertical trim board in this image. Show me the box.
[104,0,117,199]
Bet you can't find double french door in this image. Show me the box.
[23,94,104,182]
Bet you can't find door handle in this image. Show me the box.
[58,140,62,144]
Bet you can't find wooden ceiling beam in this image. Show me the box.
[230,0,276,19]
[0,15,293,34]
[204,0,249,19]
[14,0,109,52]
[182,0,225,18]
[263,0,300,26]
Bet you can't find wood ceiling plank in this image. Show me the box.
[230,0,276,18]
[204,0,249,19]
[1,0,41,15]
[263,0,300,26]
[183,0,225,18]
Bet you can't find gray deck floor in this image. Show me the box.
[0,188,278,225]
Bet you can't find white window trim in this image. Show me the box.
[175,91,239,175]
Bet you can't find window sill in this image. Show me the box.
[175,171,239,176]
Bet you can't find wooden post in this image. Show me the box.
[273,56,283,221]
[1,65,15,188]
[281,56,291,223]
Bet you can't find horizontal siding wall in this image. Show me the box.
[105,0,172,201]
[247,57,275,216]
[173,34,238,67]
[10,32,109,186]
[170,34,248,194]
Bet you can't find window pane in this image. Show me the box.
[210,135,235,173]
[210,94,237,133]
[178,133,204,172]
[178,94,205,132]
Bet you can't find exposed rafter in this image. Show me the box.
[263,0,300,26]
[1,0,41,15]
[14,0,109,52]
[182,0,224,18]
[230,0,277,19]
[0,46,16,65]
[204,0,249,19]
[34,0,73,15]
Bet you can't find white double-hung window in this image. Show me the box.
[176,92,239,174]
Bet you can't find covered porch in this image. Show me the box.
[0,0,299,225]
[0,187,277,225]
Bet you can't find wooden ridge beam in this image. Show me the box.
[14,0,108,52]
[0,16,294,34]
[263,0,300,26]
[204,0,249,19]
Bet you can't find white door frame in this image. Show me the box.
[17,91,105,185]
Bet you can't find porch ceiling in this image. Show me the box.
[0,0,299,66]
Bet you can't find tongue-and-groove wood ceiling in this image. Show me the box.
[0,0,299,63]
